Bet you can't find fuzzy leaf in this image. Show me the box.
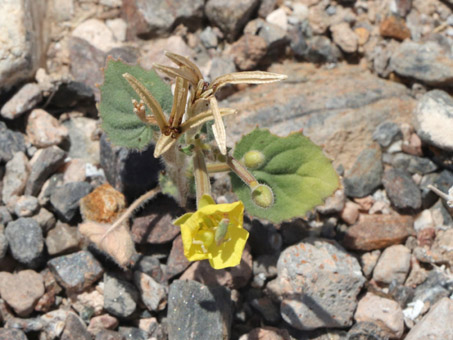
[99,58,173,150]
[230,129,339,223]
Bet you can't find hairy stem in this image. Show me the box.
[193,139,211,207]
[227,155,259,189]
[206,162,230,173]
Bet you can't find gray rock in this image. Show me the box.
[123,0,204,39]
[45,222,79,256]
[405,298,453,340]
[0,227,8,259]
[62,116,100,165]
[344,148,383,198]
[95,330,125,340]
[133,271,167,312]
[250,296,280,324]
[5,218,44,268]
[205,0,260,41]
[14,195,39,217]
[390,41,453,86]
[25,146,66,196]
[413,90,453,152]
[61,313,91,340]
[48,251,104,293]
[200,26,219,49]
[0,206,12,225]
[134,255,163,282]
[276,238,365,330]
[347,322,389,340]
[252,254,278,279]
[0,328,27,340]
[49,181,92,222]
[2,152,29,204]
[168,280,232,340]
[118,327,148,340]
[412,270,452,306]
[0,0,48,92]
[0,83,42,119]
[389,153,437,175]
[33,207,56,233]
[382,168,422,211]
[0,122,26,163]
[104,273,138,318]
[247,220,282,255]
[372,121,402,148]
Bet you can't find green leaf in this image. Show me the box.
[99,58,173,150]
[230,129,339,223]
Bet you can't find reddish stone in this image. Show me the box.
[343,214,414,251]
[230,34,267,70]
[380,15,411,41]
[164,235,191,281]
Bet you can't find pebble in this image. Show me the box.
[47,251,104,293]
[413,90,453,152]
[276,239,365,330]
[340,201,360,225]
[390,41,453,87]
[167,280,232,339]
[0,207,12,226]
[72,19,117,53]
[13,195,39,217]
[389,153,438,175]
[63,116,100,165]
[164,235,191,281]
[40,309,70,339]
[25,146,67,196]
[247,220,282,255]
[379,15,411,40]
[5,218,44,268]
[134,255,163,283]
[79,183,126,224]
[413,209,434,232]
[0,329,27,340]
[373,244,411,284]
[205,0,260,41]
[382,168,422,211]
[308,5,329,35]
[405,298,453,340]
[0,270,44,316]
[0,121,26,163]
[346,321,390,340]
[133,271,167,312]
[26,109,68,148]
[330,22,358,53]
[94,330,124,340]
[316,189,345,215]
[103,273,138,318]
[0,227,7,259]
[354,292,404,339]
[200,26,218,49]
[266,8,288,31]
[372,121,402,148]
[50,181,92,222]
[343,214,414,251]
[62,159,87,183]
[343,148,383,198]
[360,250,381,278]
[60,312,91,340]
[250,296,280,324]
[430,229,453,267]
[0,83,42,119]
[119,327,148,340]
[87,314,119,335]
[230,34,267,71]
[45,222,80,256]
[34,207,56,233]
[239,327,291,340]
[106,18,127,42]
[2,151,30,204]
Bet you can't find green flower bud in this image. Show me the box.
[243,150,265,169]
[251,184,274,208]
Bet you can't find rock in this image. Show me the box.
[394,0,412,17]
[168,280,232,339]
[134,255,163,283]
[119,327,148,340]
[276,239,365,330]
[2,152,29,204]
[372,121,402,148]
[0,122,26,163]
[0,83,42,119]
[25,145,66,196]
[259,0,278,18]
[430,229,453,267]
[50,181,92,222]
[61,313,91,340]
[87,314,119,335]
[239,327,291,340]
[405,298,453,340]
[390,41,453,86]
[80,183,126,224]
[382,168,422,211]
[72,19,118,53]
[200,26,218,49]
[360,250,381,278]
[340,201,360,225]
[34,207,56,233]
[330,22,358,53]
[100,134,162,202]
[130,195,182,244]
[388,153,438,175]
[373,245,411,284]
[94,330,125,340]
[133,271,167,312]
[45,222,79,256]
[346,322,390,340]
[308,5,329,35]
[230,34,267,70]
[0,270,44,316]
[0,0,48,92]
[354,293,404,339]
[103,273,138,318]
[224,62,415,171]
[205,0,260,41]
[247,220,282,255]
[0,207,12,225]
[413,90,453,152]
[63,116,100,165]
[266,8,288,31]
[48,251,104,293]
[5,218,44,268]
[180,245,253,289]
[250,296,280,324]
[344,148,383,198]
[62,159,87,183]
[40,309,70,339]
[355,26,370,46]
[106,18,127,42]
[343,214,414,251]
[317,189,346,215]
[26,109,68,148]
[164,235,191,280]
[0,227,7,259]
[0,329,27,340]
[13,195,39,217]
[49,80,95,109]
[123,0,204,39]
[379,15,411,40]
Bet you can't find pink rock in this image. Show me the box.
[0,83,42,119]
[340,201,360,225]
[26,109,68,148]
[87,314,118,334]
[331,22,358,53]
[0,270,45,316]
[373,244,411,284]
[355,292,404,339]
[62,159,87,183]
[239,326,291,340]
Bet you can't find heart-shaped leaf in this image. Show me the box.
[99,58,173,150]
[230,129,339,223]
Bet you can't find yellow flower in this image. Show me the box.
[173,195,249,269]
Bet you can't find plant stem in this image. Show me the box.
[193,138,211,207]
[227,155,259,189]
[206,162,230,173]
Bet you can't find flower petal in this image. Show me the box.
[209,228,249,269]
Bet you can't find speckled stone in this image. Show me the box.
[382,168,422,211]
[103,273,138,318]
